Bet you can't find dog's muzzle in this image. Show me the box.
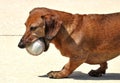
[18,37,49,51]
[18,39,26,48]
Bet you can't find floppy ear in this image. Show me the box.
[41,14,62,40]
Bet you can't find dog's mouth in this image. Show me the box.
[40,37,49,52]
[18,37,49,52]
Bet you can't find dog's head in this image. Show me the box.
[18,8,62,52]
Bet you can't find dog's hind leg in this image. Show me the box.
[88,62,108,77]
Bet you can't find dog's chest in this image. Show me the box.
[53,38,82,57]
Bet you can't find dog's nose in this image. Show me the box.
[18,39,25,48]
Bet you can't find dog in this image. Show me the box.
[18,7,120,78]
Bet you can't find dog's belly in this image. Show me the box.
[84,37,120,64]
[85,52,120,64]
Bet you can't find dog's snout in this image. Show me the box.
[18,39,25,48]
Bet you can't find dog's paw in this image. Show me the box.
[88,70,105,77]
[47,71,67,79]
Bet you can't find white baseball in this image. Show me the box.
[26,39,45,56]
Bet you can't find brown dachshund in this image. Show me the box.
[18,7,120,78]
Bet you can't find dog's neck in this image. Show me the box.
[51,14,82,52]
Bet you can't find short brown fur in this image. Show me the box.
[18,7,120,78]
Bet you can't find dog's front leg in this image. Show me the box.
[47,56,87,79]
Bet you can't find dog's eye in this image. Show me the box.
[30,27,37,31]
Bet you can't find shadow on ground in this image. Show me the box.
[39,71,120,80]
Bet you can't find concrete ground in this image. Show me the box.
[0,0,120,83]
